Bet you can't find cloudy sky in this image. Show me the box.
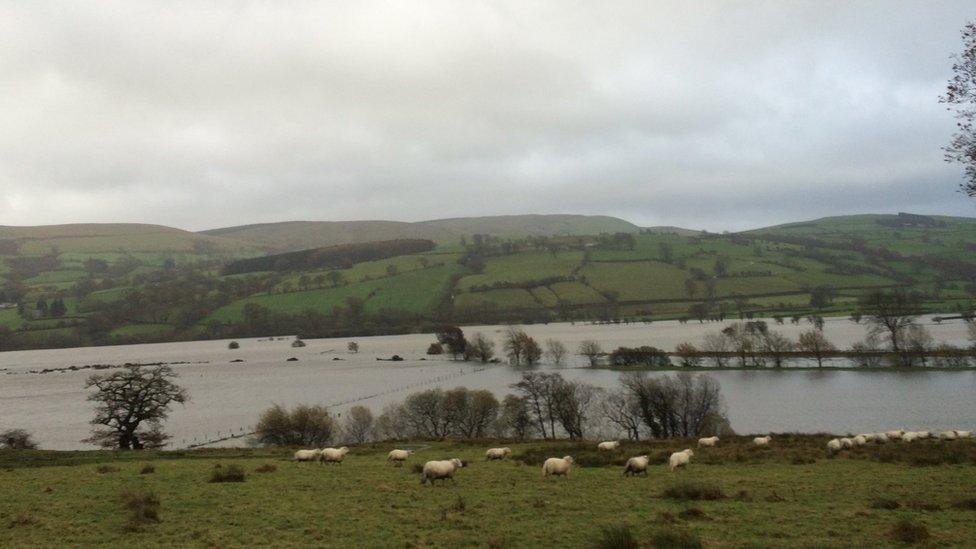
[1,1,974,232]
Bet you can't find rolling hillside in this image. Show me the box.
[200,214,641,252]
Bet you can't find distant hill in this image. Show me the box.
[0,223,256,255]
[200,214,641,252]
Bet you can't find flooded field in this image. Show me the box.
[1,317,973,450]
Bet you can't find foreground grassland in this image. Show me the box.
[2,437,976,547]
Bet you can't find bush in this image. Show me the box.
[0,428,38,450]
[139,464,155,475]
[96,465,120,474]
[648,527,703,549]
[209,464,246,483]
[253,404,335,447]
[887,518,929,544]
[426,342,444,355]
[121,491,161,528]
[662,481,725,501]
[593,524,638,549]
[255,464,277,473]
[228,341,239,349]
[608,346,671,367]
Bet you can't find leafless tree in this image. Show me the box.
[759,330,794,368]
[674,342,701,368]
[467,333,496,363]
[619,371,727,438]
[84,365,188,450]
[553,380,599,440]
[498,395,533,439]
[578,339,603,367]
[544,338,567,365]
[343,405,374,444]
[942,21,976,197]
[402,389,451,438]
[373,402,410,440]
[968,319,976,350]
[0,429,37,450]
[511,372,564,439]
[858,290,920,353]
[453,389,499,438]
[701,333,730,367]
[523,336,542,365]
[599,389,643,440]
[797,330,836,368]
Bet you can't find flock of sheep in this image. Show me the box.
[291,430,971,484]
[827,429,972,454]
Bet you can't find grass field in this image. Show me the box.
[1,437,975,547]
[457,251,583,291]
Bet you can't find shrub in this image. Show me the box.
[209,464,246,483]
[662,481,725,501]
[96,465,120,474]
[255,464,277,473]
[253,404,335,447]
[0,429,38,450]
[426,342,444,355]
[887,518,929,544]
[121,491,161,528]
[647,527,703,549]
[608,346,671,367]
[593,524,638,549]
[139,464,155,475]
[228,341,239,349]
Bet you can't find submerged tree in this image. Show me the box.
[84,365,188,450]
[254,404,335,447]
[857,290,920,353]
[797,330,837,368]
[942,21,976,197]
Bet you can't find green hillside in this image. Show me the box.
[200,214,641,252]
[1,212,974,350]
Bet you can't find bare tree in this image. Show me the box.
[553,380,598,440]
[454,389,499,438]
[503,327,526,365]
[942,21,976,197]
[759,330,794,368]
[347,341,359,353]
[700,333,730,368]
[84,365,188,450]
[523,336,542,365]
[402,389,451,438]
[674,342,701,368]
[619,371,728,438]
[254,404,335,447]
[343,405,374,444]
[374,402,410,440]
[858,290,920,353]
[797,330,837,368]
[544,338,567,365]
[499,395,533,439]
[598,389,643,440]
[511,372,563,439]
[578,340,603,367]
[968,320,976,350]
[467,333,496,363]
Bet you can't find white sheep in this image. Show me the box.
[915,431,932,440]
[901,432,918,443]
[852,435,867,446]
[753,436,772,446]
[485,447,512,461]
[320,446,349,464]
[940,430,958,441]
[826,438,842,455]
[840,437,854,449]
[698,436,719,447]
[859,433,877,442]
[955,430,972,439]
[669,449,694,471]
[885,430,905,441]
[387,449,413,466]
[420,458,465,485]
[597,441,620,451]
[542,456,574,477]
[293,449,322,462]
[873,433,889,444]
[623,455,650,477]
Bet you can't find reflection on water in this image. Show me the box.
[1,318,974,450]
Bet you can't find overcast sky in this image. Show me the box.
[1,1,974,232]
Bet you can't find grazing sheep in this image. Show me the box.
[320,446,349,464]
[669,449,694,471]
[873,433,889,444]
[955,430,972,439]
[623,455,650,477]
[852,435,867,446]
[826,438,842,455]
[885,430,904,441]
[839,437,854,449]
[698,436,720,447]
[940,430,958,441]
[542,456,574,477]
[915,431,932,440]
[293,449,322,462]
[387,449,414,466]
[753,436,772,446]
[420,458,465,485]
[859,433,877,442]
[597,441,621,451]
[902,432,918,443]
[485,447,512,461]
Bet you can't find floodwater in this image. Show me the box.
[0,316,973,450]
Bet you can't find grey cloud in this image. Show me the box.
[0,0,973,231]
